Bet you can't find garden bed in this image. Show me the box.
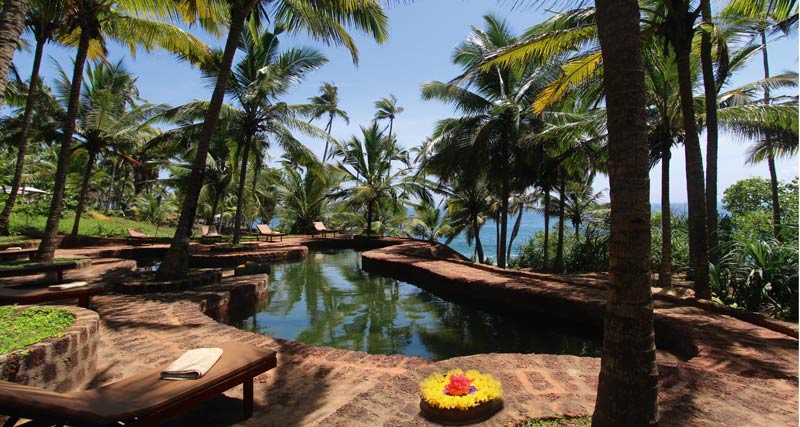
[116,269,223,294]
[0,305,99,392]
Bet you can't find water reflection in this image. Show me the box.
[226,250,601,360]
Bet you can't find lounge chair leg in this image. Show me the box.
[243,376,254,419]
[78,295,89,308]
[2,416,19,427]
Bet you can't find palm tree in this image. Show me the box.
[0,0,27,106]
[330,122,418,236]
[421,14,547,268]
[275,157,340,234]
[564,174,604,240]
[58,60,165,239]
[136,192,174,237]
[724,0,799,238]
[373,94,403,141]
[0,0,63,235]
[208,24,328,244]
[699,0,720,265]
[308,82,349,162]
[591,0,659,424]
[157,0,389,280]
[32,0,212,262]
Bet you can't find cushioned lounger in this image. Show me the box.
[0,283,105,308]
[0,341,277,427]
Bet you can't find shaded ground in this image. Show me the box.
[4,239,796,426]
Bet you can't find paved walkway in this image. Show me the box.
[5,241,796,426]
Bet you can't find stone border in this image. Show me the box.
[0,240,38,251]
[0,305,99,392]
[116,269,222,294]
[189,247,308,268]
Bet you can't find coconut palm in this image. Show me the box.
[0,0,28,106]
[158,0,389,280]
[55,59,166,239]
[373,94,403,141]
[330,122,420,236]
[33,0,213,262]
[206,24,328,243]
[0,0,64,235]
[275,158,340,234]
[309,82,349,162]
[406,200,454,244]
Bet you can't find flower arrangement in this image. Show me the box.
[419,369,502,411]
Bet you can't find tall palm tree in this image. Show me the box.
[309,82,349,162]
[330,122,418,236]
[57,60,165,239]
[592,0,659,424]
[33,0,213,262]
[0,0,27,106]
[373,94,403,141]
[0,0,63,235]
[208,24,328,244]
[157,0,389,280]
[421,14,547,268]
[724,0,799,238]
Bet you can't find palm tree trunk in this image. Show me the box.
[157,3,254,280]
[759,30,781,238]
[473,217,484,263]
[232,137,251,244]
[543,188,550,271]
[104,158,117,213]
[498,177,509,268]
[322,114,333,162]
[33,26,92,262]
[70,149,98,239]
[554,170,566,273]
[659,146,673,288]
[507,203,523,262]
[366,201,374,236]
[700,0,719,265]
[676,41,711,300]
[0,36,45,235]
[592,0,659,424]
[0,0,27,106]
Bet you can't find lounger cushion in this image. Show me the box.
[0,341,277,426]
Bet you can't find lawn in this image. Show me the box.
[9,210,177,239]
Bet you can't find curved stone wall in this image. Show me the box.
[0,305,99,392]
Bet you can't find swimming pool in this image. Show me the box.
[226,250,602,360]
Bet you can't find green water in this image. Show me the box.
[226,250,601,360]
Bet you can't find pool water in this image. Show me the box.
[226,250,602,360]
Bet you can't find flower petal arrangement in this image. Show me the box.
[419,369,502,411]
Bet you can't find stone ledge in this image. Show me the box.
[0,305,99,392]
[116,269,223,294]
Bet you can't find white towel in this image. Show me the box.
[7,247,22,251]
[160,348,223,380]
[48,281,89,291]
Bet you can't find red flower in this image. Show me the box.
[444,374,473,396]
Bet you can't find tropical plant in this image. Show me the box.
[308,82,349,162]
[0,0,28,106]
[405,200,454,244]
[136,192,174,237]
[275,158,340,234]
[33,0,213,262]
[373,94,403,141]
[158,0,389,280]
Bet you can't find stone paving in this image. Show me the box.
[2,239,797,426]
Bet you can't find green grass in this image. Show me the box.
[0,235,37,245]
[0,305,76,355]
[515,416,591,427]
[10,210,176,238]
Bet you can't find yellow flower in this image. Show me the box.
[419,369,502,410]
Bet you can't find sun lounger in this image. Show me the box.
[256,224,285,242]
[201,225,223,241]
[312,222,338,238]
[0,248,36,262]
[126,229,156,245]
[0,340,277,427]
[0,282,105,308]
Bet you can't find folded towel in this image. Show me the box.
[160,348,223,380]
[7,247,22,251]
[48,281,89,291]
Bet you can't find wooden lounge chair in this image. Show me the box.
[126,229,156,245]
[200,225,223,242]
[312,222,338,238]
[256,224,285,242]
[0,282,105,308]
[0,341,277,427]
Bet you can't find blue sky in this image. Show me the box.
[11,0,799,203]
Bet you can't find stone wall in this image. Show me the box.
[0,306,99,392]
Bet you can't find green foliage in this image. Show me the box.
[7,209,176,238]
[0,306,75,355]
[722,176,798,240]
[651,212,690,274]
